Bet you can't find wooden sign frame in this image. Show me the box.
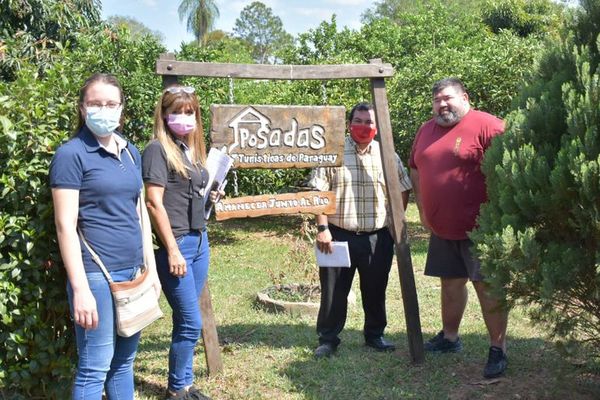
[156,54,424,373]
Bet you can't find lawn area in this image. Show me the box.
[133,204,600,399]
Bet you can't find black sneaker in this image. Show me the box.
[483,346,507,378]
[314,343,336,359]
[165,388,187,399]
[186,386,212,400]
[424,330,463,353]
[166,386,211,400]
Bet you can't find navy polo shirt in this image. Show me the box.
[49,127,143,272]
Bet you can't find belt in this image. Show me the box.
[330,224,387,236]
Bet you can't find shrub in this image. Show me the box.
[472,1,600,353]
[481,0,563,38]
[0,27,164,397]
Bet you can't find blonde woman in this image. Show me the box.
[142,86,217,400]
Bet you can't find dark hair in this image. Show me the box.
[431,77,467,96]
[348,102,373,122]
[76,73,124,131]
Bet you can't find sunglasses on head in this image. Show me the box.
[166,86,195,94]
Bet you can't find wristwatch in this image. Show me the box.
[317,224,329,232]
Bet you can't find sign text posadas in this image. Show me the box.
[210,105,345,169]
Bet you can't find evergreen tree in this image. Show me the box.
[233,1,293,64]
[471,0,600,352]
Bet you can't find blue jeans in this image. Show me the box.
[156,230,210,391]
[67,266,142,400]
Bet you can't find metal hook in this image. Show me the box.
[228,75,234,105]
[321,80,327,105]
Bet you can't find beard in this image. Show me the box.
[434,106,467,127]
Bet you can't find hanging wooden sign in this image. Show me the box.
[210,105,345,169]
[214,191,336,221]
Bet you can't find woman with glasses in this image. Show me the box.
[142,85,218,400]
[50,73,161,399]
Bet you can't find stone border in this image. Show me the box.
[256,283,355,317]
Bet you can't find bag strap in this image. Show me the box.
[77,227,114,283]
[125,145,153,271]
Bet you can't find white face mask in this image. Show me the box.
[85,106,122,137]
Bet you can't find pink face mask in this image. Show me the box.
[167,113,196,136]
[349,124,377,144]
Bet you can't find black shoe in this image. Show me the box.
[186,386,212,400]
[424,330,463,353]
[365,336,396,352]
[314,343,336,358]
[166,386,211,400]
[165,388,187,399]
[483,346,507,378]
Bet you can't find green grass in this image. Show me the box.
[133,204,600,399]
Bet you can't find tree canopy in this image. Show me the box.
[0,0,102,80]
[0,0,101,38]
[106,15,165,43]
[232,1,293,63]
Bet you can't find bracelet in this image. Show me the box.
[317,224,329,232]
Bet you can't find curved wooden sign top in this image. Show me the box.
[210,105,345,169]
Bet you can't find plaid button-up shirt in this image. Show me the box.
[308,136,412,232]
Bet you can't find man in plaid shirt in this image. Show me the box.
[308,102,412,358]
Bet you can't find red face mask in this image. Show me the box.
[349,124,377,144]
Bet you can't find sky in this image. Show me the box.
[100,0,372,52]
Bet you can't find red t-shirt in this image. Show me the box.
[409,110,504,240]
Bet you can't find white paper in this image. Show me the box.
[204,147,234,219]
[315,241,351,268]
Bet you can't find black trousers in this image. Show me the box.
[317,224,394,346]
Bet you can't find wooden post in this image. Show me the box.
[159,53,179,88]
[159,58,224,375]
[199,284,223,375]
[370,59,424,363]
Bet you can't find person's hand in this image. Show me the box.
[168,249,187,277]
[72,287,98,330]
[316,229,333,254]
[209,189,225,203]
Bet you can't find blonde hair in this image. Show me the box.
[152,86,207,177]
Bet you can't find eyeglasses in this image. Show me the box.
[166,86,195,94]
[84,102,122,110]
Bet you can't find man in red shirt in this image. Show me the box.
[410,78,508,378]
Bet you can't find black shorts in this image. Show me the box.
[424,233,484,281]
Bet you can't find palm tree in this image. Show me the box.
[178,0,220,45]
